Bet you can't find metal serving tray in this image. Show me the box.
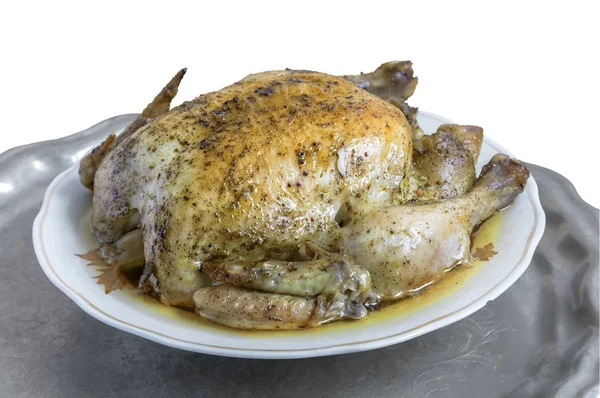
[0,115,597,397]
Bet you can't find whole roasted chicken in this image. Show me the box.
[80,62,529,329]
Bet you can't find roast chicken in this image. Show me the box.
[80,62,529,329]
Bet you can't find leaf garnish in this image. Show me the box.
[93,266,126,294]
[76,249,127,294]
[471,243,498,262]
[75,249,106,264]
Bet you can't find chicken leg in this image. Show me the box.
[345,154,529,299]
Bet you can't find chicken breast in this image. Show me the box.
[91,70,413,308]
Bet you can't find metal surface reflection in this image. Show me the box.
[0,115,597,397]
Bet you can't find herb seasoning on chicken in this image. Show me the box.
[80,62,529,330]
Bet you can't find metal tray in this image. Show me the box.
[0,115,598,398]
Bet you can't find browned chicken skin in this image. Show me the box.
[81,62,529,329]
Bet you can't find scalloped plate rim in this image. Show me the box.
[32,111,546,359]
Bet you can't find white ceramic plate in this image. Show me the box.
[32,112,545,359]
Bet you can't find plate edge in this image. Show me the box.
[31,112,548,359]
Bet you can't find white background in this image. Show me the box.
[1,1,598,208]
